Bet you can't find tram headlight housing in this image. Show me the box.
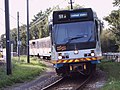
[84,50,95,57]
[58,53,69,59]
[58,53,62,59]
[91,50,95,56]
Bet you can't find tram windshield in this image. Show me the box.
[52,21,95,45]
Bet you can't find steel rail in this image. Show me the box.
[76,72,93,90]
[41,77,64,90]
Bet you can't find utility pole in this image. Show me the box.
[4,0,12,75]
[17,12,20,62]
[27,0,30,63]
[69,0,74,9]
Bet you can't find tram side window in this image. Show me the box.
[37,41,39,48]
[32,42,35,45]
[32,42,36,48]
[95,20,99,41]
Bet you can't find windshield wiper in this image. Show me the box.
[87,35,92,42]
[65,35,87,44]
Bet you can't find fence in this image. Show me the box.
[103,53,120,62]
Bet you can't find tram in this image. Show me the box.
[50,8,103,76]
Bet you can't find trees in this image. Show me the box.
[113,0,120,6]
[10,28,17,52]
[0,8,52,54]
[30,8,52,39]
[103,0,120,51]
[104,10,120,38]
[0,34,6,48]
[100,30,118,52]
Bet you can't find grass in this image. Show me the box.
[98,60,120,90]
[0,56,46,88]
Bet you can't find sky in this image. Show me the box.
[0,0,118,36]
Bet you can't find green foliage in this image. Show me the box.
[10,28,17,52]
[98,61,120,90]
[30,26,40,39]
[0,34,6,48]
[113,0,120,7]
[19,25,27,55]
[0,56,46,88]
[59,4,83,10]
[104,8,120,51]
[100,30,118,52]
[30,8,52,39]
[104,10,120,37]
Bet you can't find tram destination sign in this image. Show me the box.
[70,12,88,18]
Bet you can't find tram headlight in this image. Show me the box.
[40,56,43,59]
[74,50,79,54]
[58,56,62,59]
[91,53,95,56]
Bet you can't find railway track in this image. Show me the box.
[76,73,93,90]
[38,59,93,90]
[42,73,93,90]
[41,77,64,90]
